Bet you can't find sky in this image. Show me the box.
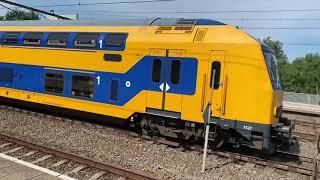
[2,0,320,61]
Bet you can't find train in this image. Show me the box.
[0,18,293,154]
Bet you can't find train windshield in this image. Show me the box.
[263,51,282,90]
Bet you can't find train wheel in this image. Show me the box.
[209,126,225,149]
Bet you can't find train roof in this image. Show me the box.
[0,18,226,27]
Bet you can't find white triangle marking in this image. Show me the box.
[159,83,170,92]
[166,83,170,92]
[159,83,164,91]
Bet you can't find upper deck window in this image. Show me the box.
[23,32,43,46]
[74,33,99,48]
[2,32,20,45]
[47,32,69,47]
[105,33,126,47]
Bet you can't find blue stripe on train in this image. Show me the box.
[0,56,198,106]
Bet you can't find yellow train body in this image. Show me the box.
[0,19,290,152]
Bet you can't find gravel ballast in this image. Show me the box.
[0,108,313,179]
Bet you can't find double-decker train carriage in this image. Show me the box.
[0,18,293,153]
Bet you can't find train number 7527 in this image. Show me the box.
[243,125,253,131]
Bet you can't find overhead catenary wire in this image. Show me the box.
[0,3,13,11]
[0,0,175,9]
[40,9,320,14]
[0,3,49,20]
[0,0,71,20]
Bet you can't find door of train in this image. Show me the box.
[146,49,187,116]
[208,51,226,118]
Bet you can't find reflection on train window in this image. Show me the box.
[105,33,126,47]
[152,59,162,82]
[210,61,221,89]
[23,32,43,46]
[74,33,99,48]
[170,60,180,84]
[45,73,64,94]
[2,32,20,45]
[47,32,69,47]
[71,75,94,99]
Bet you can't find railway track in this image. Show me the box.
[212,150,319,179]
[0,133,156,180]
[0,104,319,179]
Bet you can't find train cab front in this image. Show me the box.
[272,95,295,149]
[262,43,294,150]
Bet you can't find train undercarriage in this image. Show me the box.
[130,113,294,154]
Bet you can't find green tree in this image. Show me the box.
[289,54,320,94]
[2,9,39,21]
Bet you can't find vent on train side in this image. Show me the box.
[176,19,198,25]
[194,29,207,42]
[155,18,198,34]
[157,26,173,31]
[110,79,119,101]
[174,26,193,31]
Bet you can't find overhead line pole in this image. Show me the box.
[0,0,71,20]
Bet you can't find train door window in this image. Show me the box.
[0,68,13,83]
[47,32,69,47]
[210,61,221,89]
[152,59,162,82]
[23,32,43,46]
[71,75,94,99]
[110,80,119,101]
[2,32,20,45]
[170,60,180,84]
[45,73,64,94]
[105,33,126,47]
[74,33,99,48]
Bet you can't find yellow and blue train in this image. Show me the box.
[0,18,293,153]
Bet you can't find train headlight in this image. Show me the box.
[274,106,282,119]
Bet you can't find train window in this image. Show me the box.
[104,54,122,62]
[210,61,221,89]
[2,32,20,45]
[45,73,64,94]
[105,33,126,47]
[47,32,69,47]
[0,68,13,83]
[71,75,94,99]
[263,52,281,90]
[110,80,119,101]
[23,32,43,46]
[74,33,99,48]
[170,60,180,84]
[152,59,162,82]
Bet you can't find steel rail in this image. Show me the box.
[0,133,157,180]
[212,150,319,177]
